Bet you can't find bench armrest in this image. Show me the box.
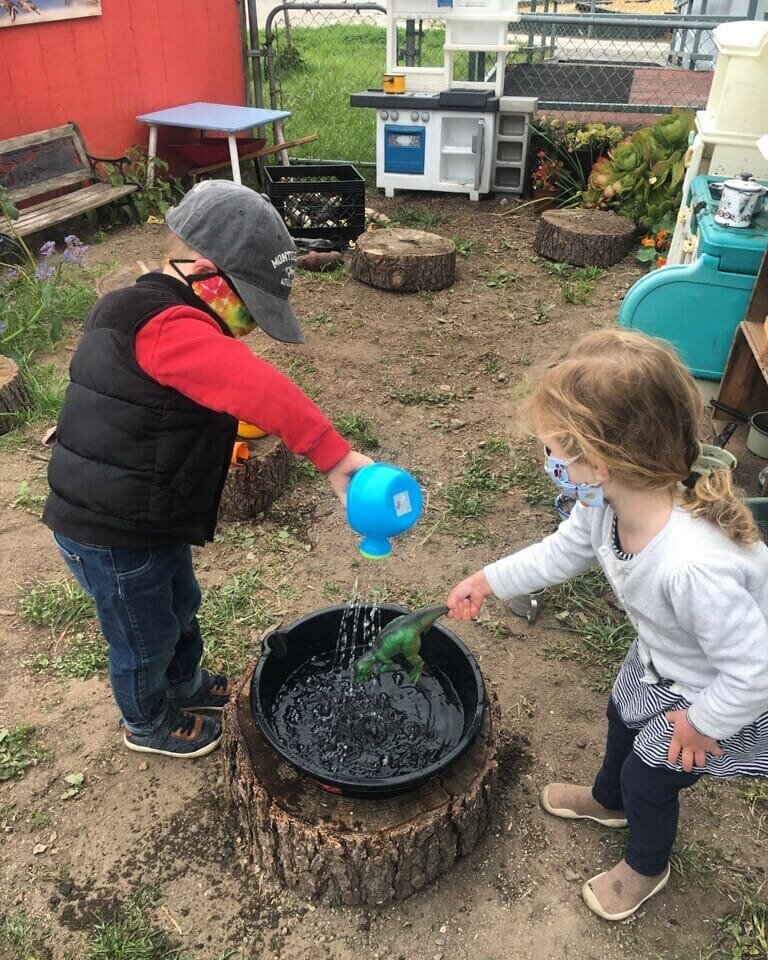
[86,153,132,183]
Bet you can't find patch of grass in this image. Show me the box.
[451,236,487,258]
[443,450,510,521]
[480,351,501,375]
[541,260,604,304]
[214,522,256,548]
[333,412,380,450]
[388,386,474,407]
[391,209,446,229]
[28,809,51,830]
[284,357,321,401]
[26,631,107,680]
[482,436,510,455]
[0,726,50,782]
[11,480,46,512]
[199,570,299,673]
[481,266,517,288]
[738,779,768,834]
[304,311,334,332]
[544,569,634,691]
[530,300,554,325]
[19,579,95,637]
[505,448,554,505]
[83,889,183,960]
[7,359,68,427]
[708,896,768,959]
[0,911,51,960]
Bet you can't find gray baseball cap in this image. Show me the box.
[166,179,303,343]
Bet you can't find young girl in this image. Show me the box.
[447,329,768,921]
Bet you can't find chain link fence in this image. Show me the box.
[253,0,766,164]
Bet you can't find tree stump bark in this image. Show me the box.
[222,664,501,906]
[0,355,31,436]
[218,435,292,522]
[347,229,456,291]
[533,209,637,267]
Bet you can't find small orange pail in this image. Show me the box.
[382,74,406,94]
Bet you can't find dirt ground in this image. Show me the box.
[1,193,767,960]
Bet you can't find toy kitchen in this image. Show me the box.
[350,0,536,200]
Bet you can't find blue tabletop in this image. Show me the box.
[136,102,291,133]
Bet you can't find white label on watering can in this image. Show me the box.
[393,490,412,517]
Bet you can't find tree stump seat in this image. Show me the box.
[0,356,30,436]
[533,209,637,268]
[222,664,500,906]
[218,435,291,522]
[347,228,456,291]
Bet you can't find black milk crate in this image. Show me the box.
[264,164,366,242]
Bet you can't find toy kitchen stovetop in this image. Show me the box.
[350,88,500,201]
[618,173,768,380]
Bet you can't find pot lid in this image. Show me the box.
[723,173,766,193]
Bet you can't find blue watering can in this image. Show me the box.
[346,463,423,559]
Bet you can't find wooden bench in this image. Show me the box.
[187,134,320,185]
[0,123,140,238]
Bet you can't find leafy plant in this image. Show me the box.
[635,212,676,271]
[333,412,380,450]
[97,145,183,221]
[20,579,95,638]
[0,727,49,782]
[582,110,695,230]
[1,190,95,361]
[481,266,517,288]
[530,118,625,204]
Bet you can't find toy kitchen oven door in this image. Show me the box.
[353,89,499,201]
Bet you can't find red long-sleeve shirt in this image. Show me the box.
[134,306,350,473]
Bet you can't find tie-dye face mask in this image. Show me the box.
[170,260,256,337]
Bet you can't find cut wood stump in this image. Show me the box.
[218,435,291,522]
[222,663,500,906]
[0,355,31,436]
[347,228,456,291]
[533,209,637,268]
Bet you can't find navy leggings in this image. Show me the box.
[591,697,700,876]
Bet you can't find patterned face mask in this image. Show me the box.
[543,445,605,508]
[170,260,256,337]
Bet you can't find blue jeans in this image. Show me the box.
[53,534,204,736]
[592,697,700,876]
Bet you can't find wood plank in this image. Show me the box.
[744,249,768,328]
[0,124,77,154]
[10,170,93,204]
[6,183,138,237]
[716,321,768,421]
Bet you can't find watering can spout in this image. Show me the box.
[346,463,423,558]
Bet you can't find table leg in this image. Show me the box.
[147,125,158,186]
[228,135,242,184]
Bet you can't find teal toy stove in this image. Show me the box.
[618,174,768,380]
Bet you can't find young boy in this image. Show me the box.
[43,180,371,759]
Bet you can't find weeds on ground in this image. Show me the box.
[452,236,487,258]
[0,726,50,782]
[199,570,299,673]
[26,631,107,680]
[285,358,321,400]
[544,568,634,691]
[0,910,51,960]
[11,480,46,512]
[481,266,517,288]
[333,412,380,450]
[391,209,446,229]
[738,779,768,836]
[541,260,604,304]
[304,311,334,333]
[705,896,768,959]
[20,579,94,637]
[388,386,474,407]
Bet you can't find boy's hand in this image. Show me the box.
[446,571,494,621]
[665,708,724,773]
[326,450,374,505]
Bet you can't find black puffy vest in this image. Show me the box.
[43,273,237,547]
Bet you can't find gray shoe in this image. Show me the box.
[123,707,221,759]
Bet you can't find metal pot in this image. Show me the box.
[713,173,767,228]
[747,411,768,459]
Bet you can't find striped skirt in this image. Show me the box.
[612,641,768,778]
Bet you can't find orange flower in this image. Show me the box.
[656,257,667,267]
[640,237,656,247]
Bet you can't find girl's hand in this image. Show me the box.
[326,450,374,505]
[665,708,724,773]
[446,570,494,621]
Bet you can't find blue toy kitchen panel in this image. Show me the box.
[384,125,426,175]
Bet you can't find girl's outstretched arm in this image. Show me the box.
[447,569,493,620]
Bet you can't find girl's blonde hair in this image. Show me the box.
[527,329,760,545]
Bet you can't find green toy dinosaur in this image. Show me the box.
[353,604,449,684]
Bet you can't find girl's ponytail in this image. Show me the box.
[681,445,761,545]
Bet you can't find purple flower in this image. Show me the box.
[39,240,56,258]
[62,234,88,267]
[0,323,7,335]
[35,262,55,281]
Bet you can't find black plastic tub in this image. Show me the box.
[251,604,486,799]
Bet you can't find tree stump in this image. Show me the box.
[347,229,456,291]
[0,355,31,436]
[533,209,637,267]
[218,435,292,522]
[222,664,500,906]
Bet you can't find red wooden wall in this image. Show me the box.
[0,0,246,158]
